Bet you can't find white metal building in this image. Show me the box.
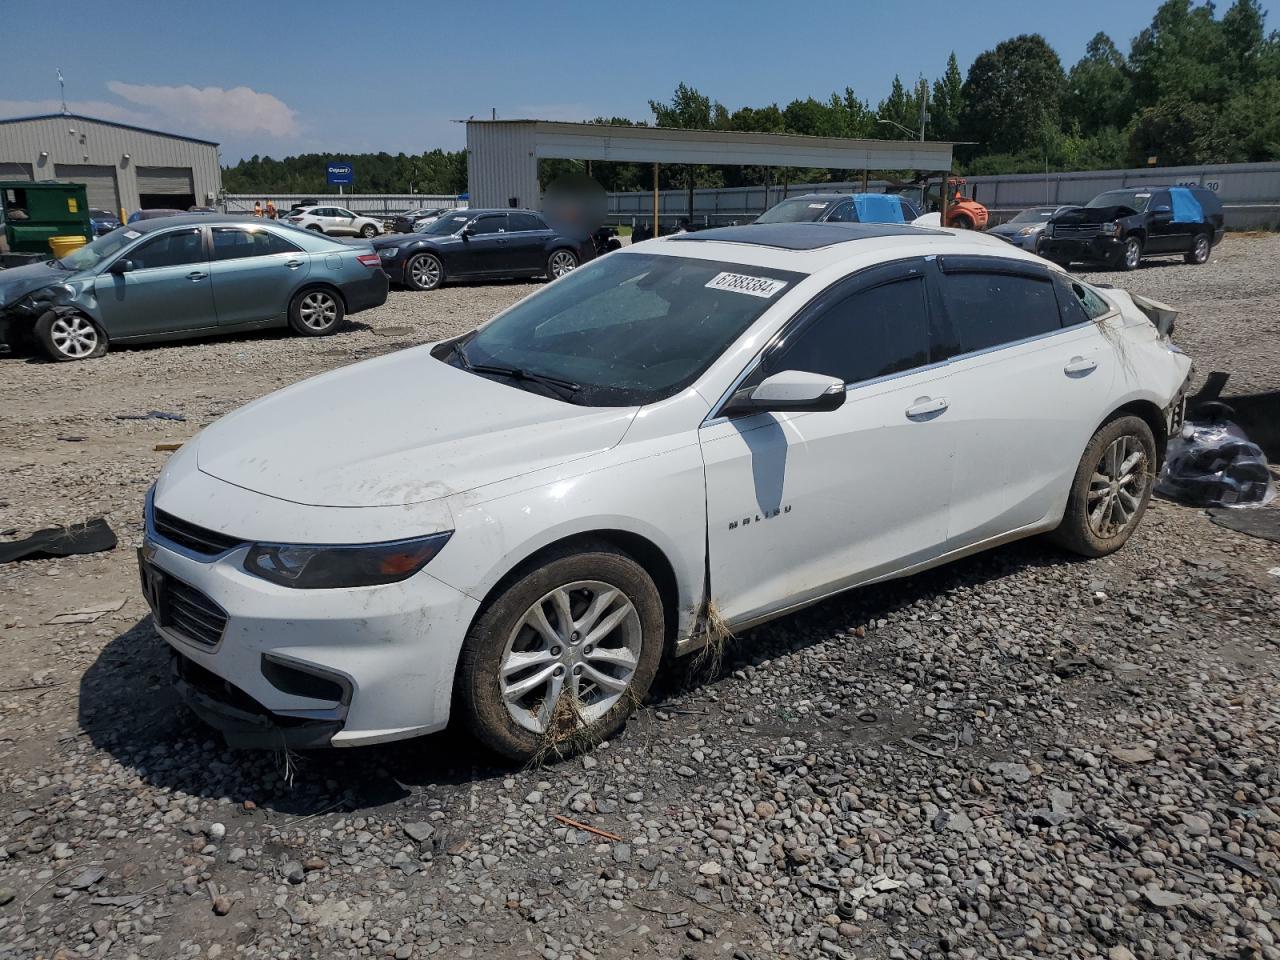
[465,119,956,211]
[0,113,221,215]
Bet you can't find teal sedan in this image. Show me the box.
[0,215,388,361]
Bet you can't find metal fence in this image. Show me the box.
[605,161,1280,230]
[222,194,467,219]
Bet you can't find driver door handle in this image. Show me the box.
[285,260,303,269]
[186,271,207,281]
[906,396,949,419]
[1064,356,1098,375]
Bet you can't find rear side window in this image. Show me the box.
[212,227,301,260]
[1057,277,1111,324]
[940,272,1061,354]
[770,277,931,385]
[509,212,546,231]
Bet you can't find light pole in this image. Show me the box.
[876,117,921,140]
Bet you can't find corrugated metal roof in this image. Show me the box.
[0,113,219,146]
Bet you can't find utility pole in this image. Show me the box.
[57,68,67,115]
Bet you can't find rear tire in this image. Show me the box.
[360,224,378,238]
[287,287,345,336]
[456,543,664,762]
[35,311,107,362]
[1049,415,1156,558]
[1184,232,1211,264]
[405,252,444,291]
[546,249,578,280]
[306,224,323,233]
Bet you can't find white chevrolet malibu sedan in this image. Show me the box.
[140,222,1192,760]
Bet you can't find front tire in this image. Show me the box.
[35,311,107,361]
[288,288,345,336]
[1049,415,1156,558]
[1185,232,1211,265]
[1119,236,1142,271]
[405,252,444,291]
[547,249,578,280]
[456,543,664,762]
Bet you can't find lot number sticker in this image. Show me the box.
[705,272,789,298]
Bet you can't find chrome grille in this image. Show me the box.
[162,577,228,648]
[153,508,243,556]
[1052,224,1102,240]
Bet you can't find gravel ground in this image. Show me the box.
[1,236,1279,960]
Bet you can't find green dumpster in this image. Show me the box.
[1,181,93,255]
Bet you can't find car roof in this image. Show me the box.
[777,193,912,203]
[123,214,273,232]
[630,221,1047,276]
[670,222,944,251]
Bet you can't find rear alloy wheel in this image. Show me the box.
[360,223,378,238]
[547,249,578,280]
[35,311,106,361]
[1120,236,1142,271]
[456,544,663,762]
[288,288,345,336]
[306,224,323,233]
[1185,233,1211,265]
[1049,415,1156,557]
[406,252,444,291]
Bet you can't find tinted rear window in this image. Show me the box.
[940,272,1062,354]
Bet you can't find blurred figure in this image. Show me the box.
[253,201,263,218]
[265,200,277,220]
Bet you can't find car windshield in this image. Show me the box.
[1010,207,1056,223]
[453,251,806,406]
[1086,190,1152,212]
[422,212,468,235]
[57,228,142,271]
[755,198,835,223]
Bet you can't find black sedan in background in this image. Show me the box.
[372,209,595,290]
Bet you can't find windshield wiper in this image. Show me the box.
[453,343,581,400]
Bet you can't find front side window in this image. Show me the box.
[940,271,1061,354]
[212,226,301,260]
[469,214,507,235]
[128,228,206,270]
[335,208,355,219]
[423,212,469,236]
[768,277,931,386]
[454,252,805,405]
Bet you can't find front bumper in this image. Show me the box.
[1039,236,1123,264]
[140,494,478,749]
[338,270,389,313]
[376,254,408,285]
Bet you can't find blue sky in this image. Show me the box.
[3,0,1168,163]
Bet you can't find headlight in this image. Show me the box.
[378,247,399,259]
[243,533,452,589]
[1100,223,1119,236]
[1017,226,1036,236]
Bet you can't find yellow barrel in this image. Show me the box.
[48,235,87,258]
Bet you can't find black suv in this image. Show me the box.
[1039,186,1224,271]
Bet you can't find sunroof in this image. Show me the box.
[668,222,944,251]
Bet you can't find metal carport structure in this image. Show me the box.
[464,119,956,223]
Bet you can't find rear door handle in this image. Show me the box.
[186,271,207,281]
[285,260,303,269]
[1064,356,1098,375]
[906,396,949,419]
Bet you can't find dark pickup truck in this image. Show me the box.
[1039,186,1224,271]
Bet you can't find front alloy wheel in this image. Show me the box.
[1121,237,1142,271]
[500,581,642,735]
[35,311,105,361]
[547,249,578,279]
[406,252,443,291]
[456,543,664,761]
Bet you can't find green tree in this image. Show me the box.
[1064,33,1133,134]
[930,53,965,140]
[959,34,1066,156]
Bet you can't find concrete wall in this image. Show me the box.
[0,115,222,214]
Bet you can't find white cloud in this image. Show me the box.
[0,98,153,126]
[106,81,299,137]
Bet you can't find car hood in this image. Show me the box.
[0,261,72,309]
[1051,205,1138,225]
[989,221,1040,236]
[195,346,638,508]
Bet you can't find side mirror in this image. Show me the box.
[721,370,846,417]
[460,225,475,237]
[109,259,134,275]
[1151,204,1172,220]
